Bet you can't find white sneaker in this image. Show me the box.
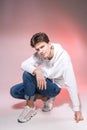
[42,97,55,112]
[17,106,37,123]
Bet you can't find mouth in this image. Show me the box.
[40,52,46,56]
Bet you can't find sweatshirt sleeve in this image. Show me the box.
[21,53,41,74]
[63,61,80,111]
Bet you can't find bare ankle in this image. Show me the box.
[26,100,34,108]
[36,94,48,101]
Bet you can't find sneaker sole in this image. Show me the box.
[42,107,53,112]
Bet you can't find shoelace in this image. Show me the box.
[19,106,34,119]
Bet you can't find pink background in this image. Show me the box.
[0,1,87,129]
[0,0,87,93]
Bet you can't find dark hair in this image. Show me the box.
[30,32,50,47]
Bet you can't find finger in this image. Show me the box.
[75,118,79,123]
[38,80,44,90]
[75,115,82,123]
[40,81,44,90]
[75,114,79,123]
[37,80,41,89]
[39,81,42,89]
[37,78,46,90]
[44,81,47,90]
[41,80,46,90]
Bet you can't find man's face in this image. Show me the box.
[34,42,51,59]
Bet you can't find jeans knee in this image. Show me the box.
[10,87,15,97]
[48,87,61,97]
[54,87,61,95]
[23,71,32,80]
[23,71,29,79]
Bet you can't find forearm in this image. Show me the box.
[67,87,80,111]
[21,54,41,74]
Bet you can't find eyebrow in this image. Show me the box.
[35,45,45,50]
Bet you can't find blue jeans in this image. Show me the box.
[10,71,61,100]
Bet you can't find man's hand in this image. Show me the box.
[74,111,84,123]
[33,69,46,90]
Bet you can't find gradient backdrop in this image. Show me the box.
[0,0,87,92]
[0,0,87,129]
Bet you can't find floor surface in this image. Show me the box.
[1,87,87,130]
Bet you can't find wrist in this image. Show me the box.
[33,69,41,75]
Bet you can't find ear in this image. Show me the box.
[48,41,51,44]
[48,42,51,47]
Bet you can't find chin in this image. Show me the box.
[41,55,47,58]
[42,56,47,59]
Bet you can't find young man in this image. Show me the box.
[10,32,83,123]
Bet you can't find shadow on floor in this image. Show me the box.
[12,88,72,110]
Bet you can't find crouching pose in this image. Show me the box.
[10,32,84,123]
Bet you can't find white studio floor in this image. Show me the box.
[0,0,87,129]
[0,87,87,130]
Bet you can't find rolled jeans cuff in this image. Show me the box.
[24,94,36,100]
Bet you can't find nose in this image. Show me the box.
[39,48,43,53]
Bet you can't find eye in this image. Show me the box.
[36,48,39,51]
[40,45,44,49]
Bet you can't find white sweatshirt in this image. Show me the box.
[21,43,80,111]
